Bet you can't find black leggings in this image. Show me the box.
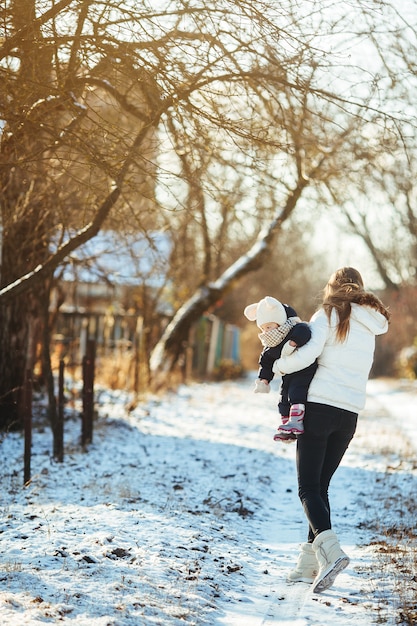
[296,402,358,542]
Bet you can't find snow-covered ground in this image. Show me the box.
[1,374,416,625]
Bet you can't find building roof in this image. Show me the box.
[60,230,171,287]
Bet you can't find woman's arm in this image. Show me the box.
[272,310,328,375]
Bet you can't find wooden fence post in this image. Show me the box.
[133,316,143,396]
[82,339,95,448]
[55,359,65,462]
[23,369,32,485]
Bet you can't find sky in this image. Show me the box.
[1,374,416,625]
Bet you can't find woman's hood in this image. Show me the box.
[351,303,389,336]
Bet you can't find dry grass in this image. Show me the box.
[357,402,417,625]
[370,524,417,625]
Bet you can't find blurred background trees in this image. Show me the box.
[1,0,416,428]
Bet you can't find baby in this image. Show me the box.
[244,296,317,441]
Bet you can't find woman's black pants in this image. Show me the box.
[296,402,358,543]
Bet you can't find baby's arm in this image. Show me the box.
[255,345,282,392]
[290,322,312,347]
[273,311,327,375]
[280,321,311,355]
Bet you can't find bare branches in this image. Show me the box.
[0,0,75,60]
[0,0,416,356]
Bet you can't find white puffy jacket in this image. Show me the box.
[273,304,389,413]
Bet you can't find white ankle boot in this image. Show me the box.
[287,542,318,583]
[312,529,350,593]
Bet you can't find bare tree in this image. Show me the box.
[0,0,415,423]
[308,1,417,289]
[333,143,417,290]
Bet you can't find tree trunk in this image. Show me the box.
[0,175,48,429]
[149,186,307,377]
[0,295,32,429]
[0,0,52,429]
[0,163,51,429]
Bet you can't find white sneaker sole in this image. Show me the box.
[312,556,350,593]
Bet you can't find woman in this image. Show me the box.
[273,267,390,593]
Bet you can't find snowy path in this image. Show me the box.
[0,376,416,625]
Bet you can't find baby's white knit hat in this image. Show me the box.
[244,296,287,328]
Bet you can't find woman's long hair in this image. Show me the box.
[322,267,390,342]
